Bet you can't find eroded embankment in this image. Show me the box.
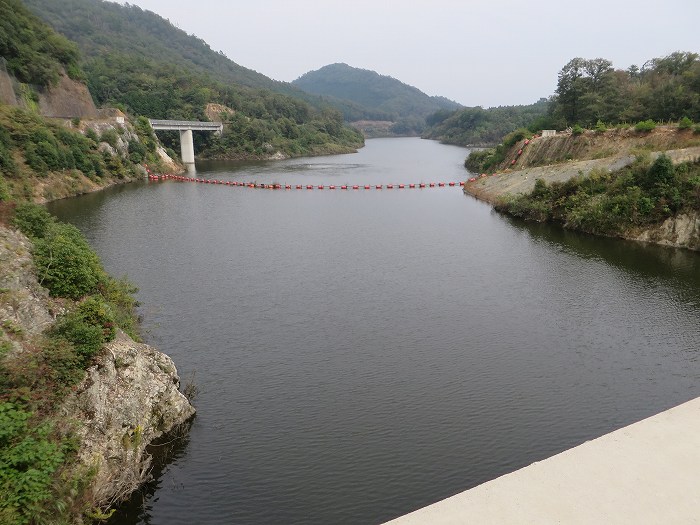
[463,136,700,251]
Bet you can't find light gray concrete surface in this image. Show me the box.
[384,397,700,524]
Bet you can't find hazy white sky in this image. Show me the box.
[123,0,699,108]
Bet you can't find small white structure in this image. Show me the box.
[541,129,556,137]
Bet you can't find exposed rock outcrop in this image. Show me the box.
[0,225,62,339]
[61,331,195,506]
[0,68,18,106]
[632,212,700,251]
[0,223,195,509]
[205,102,234,122]
[0,67,97,118]
[37,73,97,118]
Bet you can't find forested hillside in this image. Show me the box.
[21,0,363,158]
[293,63,461,134]
[0,0,82,86]
[22,0,295,95]
[0,0,174,203]
[422,100,549,146]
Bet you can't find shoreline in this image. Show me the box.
[463,149,700,252]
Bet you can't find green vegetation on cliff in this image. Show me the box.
[495,155,700,236]
[1,203,141,524]
[0,105,171,202]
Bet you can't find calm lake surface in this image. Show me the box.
[48,138,700,524]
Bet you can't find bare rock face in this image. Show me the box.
[38,73,97,118]
[61,331,195,506]
[0,69,18,106]
[633,212,700,251]
[0,225,60,337]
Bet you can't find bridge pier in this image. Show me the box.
[179,129,195,173]
[149,119,223,174]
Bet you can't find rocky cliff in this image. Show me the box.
[61,331,195,507]
[0,67,96,118]
[0,223,195,511]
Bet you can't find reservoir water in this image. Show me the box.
[47,138,700,524]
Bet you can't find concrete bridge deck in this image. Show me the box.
[384,396,700,524]
[148,119,223,133]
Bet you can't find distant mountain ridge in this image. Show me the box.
[293,63,461,131]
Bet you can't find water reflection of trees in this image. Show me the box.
[502,213,700,295]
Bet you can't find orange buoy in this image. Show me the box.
[399,184,405,189]
[307,185,313,189]
[429,182,435,187]
[329,185,336,189]
[318,185,324,189]
[438,182,445,187]
[459,181,465,186]
[409,183,416,188]
[449,182,455,186]
[387,184,393,189]
[511,159,516,165]
[364,185,370,189]
[376,184,382,189]
[341,185,348,189]
[353,185,359,190]
[419,183,426,188]
[285,184,291,189]
[468,177,477,182]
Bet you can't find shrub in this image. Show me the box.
[52,296,115,363]
[503,128,530,148]
[571,124,584,135]
[594,120,607,133]
[84,128,99,143]
[678,117,692,130]
[0,177,10,202]
[100,277,140,340]
[635,119,656,132]
[99,129,119,149]
[644,154,676,189]
[32,222,105,299]
[0,140,17,178]
[12,203,54,238]
[128,139,147,164]
[0,403,66,525]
